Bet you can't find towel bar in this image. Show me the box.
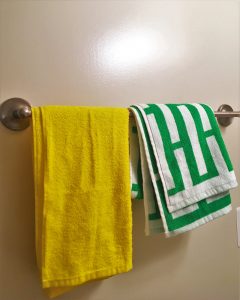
[0,98,239,131]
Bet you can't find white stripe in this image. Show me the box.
[139,103,150,109]
[156,104,180,143]
[177,105,208,176]
[206,135,229,173]
[137,120,152,235]
[131,190,138,199]
[140,145,156,216]
[172,203,199,219]
[191,103,212,131]
[174,147,193,189]
[147,113,175,190]
[206,191,229,204]
[129,118,140,189]
[148,221,164,235]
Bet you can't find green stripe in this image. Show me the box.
[144,104,185,195]
[132,183,141,192]
[166,104,202,187]
[149,193,161,220]
[131,106,158,174]
[136,155,143,199]
[132,126,137,134]
[201,104,233,171]
[179,104,219,182]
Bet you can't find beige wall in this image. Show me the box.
[0,1,239,300]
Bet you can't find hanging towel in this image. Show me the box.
[130,103,238,237]
[32,106,132,298]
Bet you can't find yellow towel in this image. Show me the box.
[31,106,132,298]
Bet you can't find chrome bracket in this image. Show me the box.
[0,98,32,131]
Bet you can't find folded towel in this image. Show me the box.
[32,106,132,298]
[130,103,238,237]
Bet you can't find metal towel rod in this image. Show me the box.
[0,98,239,131]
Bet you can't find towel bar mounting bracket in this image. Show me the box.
[216,104,236,127]
[0,98,31,131]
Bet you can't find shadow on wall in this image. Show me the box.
[0,124,190,300]
[0,125,41,299]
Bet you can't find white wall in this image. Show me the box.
[0,1,239,300]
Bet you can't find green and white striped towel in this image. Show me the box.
[130,103,238,237]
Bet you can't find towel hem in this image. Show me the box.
[145,204,232,237]
[167,178,237,212]
[165,204,232,237]
[42,264,132,288]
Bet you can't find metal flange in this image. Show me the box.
[216,104,234,127]
[0,98,32,131]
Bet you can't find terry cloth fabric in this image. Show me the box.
[130,103,238,237]
[32,106,132,298]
